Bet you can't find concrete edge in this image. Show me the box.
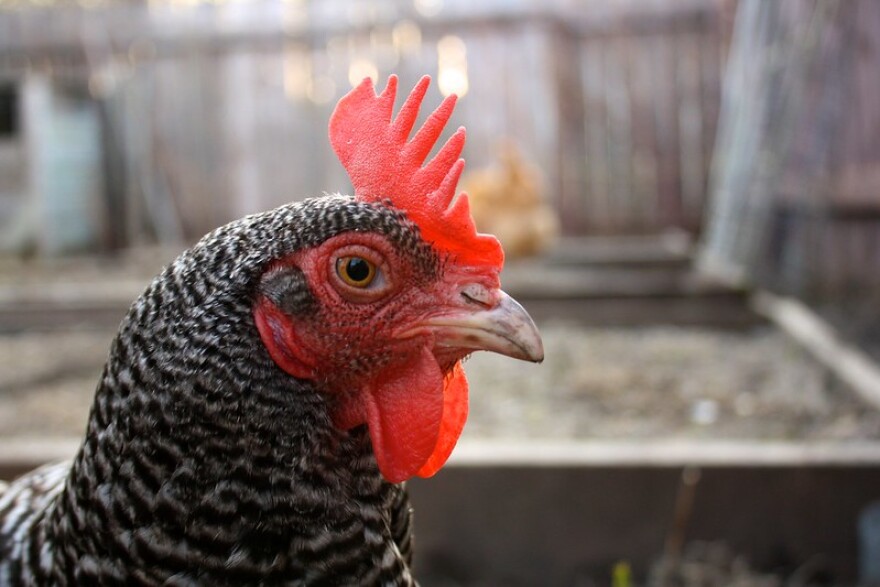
[0,438,81,466]
[448,439,880,467]
[6,437,880,480]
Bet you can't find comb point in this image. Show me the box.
[378,74,397,98]
[393,76,431,141]
[436,159,465,211]
[409,94,458,165]
[377,75,398,120]
[445,190,473,228]
[421,128,466,187]
[329,75,505,272]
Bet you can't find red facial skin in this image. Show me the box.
[258,75,538,483]
[254,231,500,483]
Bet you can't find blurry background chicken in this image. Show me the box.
[464,141,560,259]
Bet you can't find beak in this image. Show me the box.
[425,288,544,363]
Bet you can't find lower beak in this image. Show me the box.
[426,290,544,363]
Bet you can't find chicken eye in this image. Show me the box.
[336,256,377,288]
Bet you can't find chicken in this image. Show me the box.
[464,140,560,258]
[0,76,543,585]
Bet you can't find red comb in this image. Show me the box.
[329,75,503,269]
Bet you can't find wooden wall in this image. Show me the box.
[701,0,880,301]
[555,5,728,234]
[0,0,729,250]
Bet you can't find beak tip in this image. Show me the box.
[515,333,544,364]
[526,344,545,364]
[502,294,544,364]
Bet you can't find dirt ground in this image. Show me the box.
[464,320,880,443]
[1,320,879,442]
[3,247,878,443]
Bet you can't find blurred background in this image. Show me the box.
[0,0,729,252]
[3,0,880,585]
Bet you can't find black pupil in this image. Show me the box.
[346,258,371,282]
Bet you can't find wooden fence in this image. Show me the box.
[701,0,880,302]
[0,0,729,250]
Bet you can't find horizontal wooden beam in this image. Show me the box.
[753,292,880,412]
[0,1,719,61]
[449,439,880,467]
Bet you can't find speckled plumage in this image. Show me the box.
[0,195,433,586]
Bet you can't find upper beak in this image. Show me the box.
[424,288,544,363]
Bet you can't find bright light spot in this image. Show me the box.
[347,1,373,25]
[437,35,467,65]
[308,76,336,105]
[283,45,311,100]
[171,0,198,8]
[437,35,468,97]
[348,58,378,87]
[282,0,307,30]
[392,20,422,55]
[161,0,200,12]
[88,68,116,99]
[413,0,442,17]
[438,66,468,98]
[371,28,399,69]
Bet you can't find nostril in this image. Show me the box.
[460,284,493,308]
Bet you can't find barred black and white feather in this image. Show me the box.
[0,195,429,586]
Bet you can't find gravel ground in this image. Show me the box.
[463,320,880,443]
[2,321,879,442]
[0,330,108,437]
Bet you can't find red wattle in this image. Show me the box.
[417,361,469,478]
[362,346,445,484]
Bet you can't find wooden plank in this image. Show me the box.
[649,31,683,230]
[676,31,705,229]
[753,291,880,411]
[603,36,635,231]
[627,35,661,230]
[540,233,691,267]
[699,26,722,185]
[0,437,79,481]
[0,3,722,61]
[552,29,587,235]
[580,38,610,232]
[410,465,880,584]
[449,439,880,467]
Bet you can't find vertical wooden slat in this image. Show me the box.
[627,35,661,231]
[580,38,610,232]
[553,26,586,234]
[676,31,704,231]
[602,36,634,232]
[650,30,683,231]
[699,24,722,214]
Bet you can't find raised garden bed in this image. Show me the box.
[1,239,879,585]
